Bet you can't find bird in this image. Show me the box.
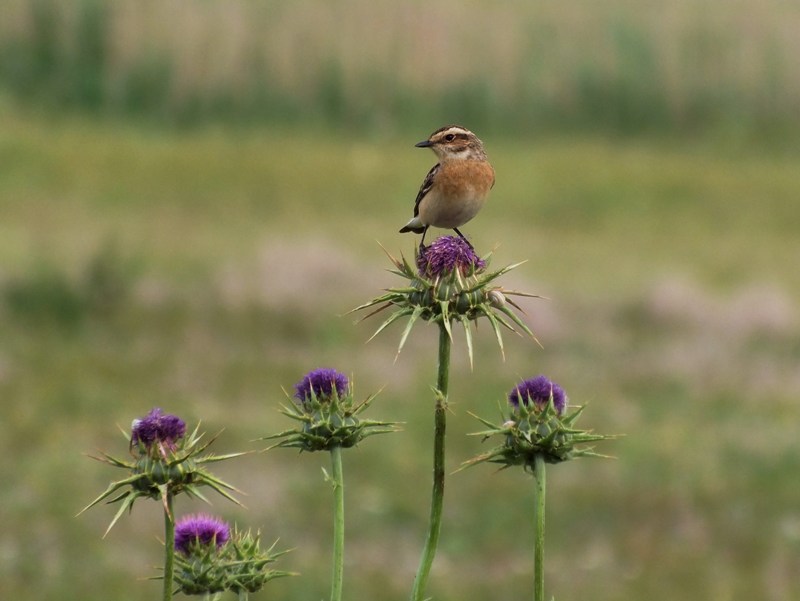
[399,125,495,249]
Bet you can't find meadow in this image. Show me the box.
[2,107,798,601]
[1,1,799,600]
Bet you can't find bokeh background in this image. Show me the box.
[1,1,798,600]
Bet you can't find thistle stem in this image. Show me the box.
[533,454,546,601]
[163,492,175,601]
[411,324,451,601]
[330,445,345,601]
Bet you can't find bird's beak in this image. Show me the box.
[415,140,433,148]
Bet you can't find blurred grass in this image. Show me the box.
[2,0,800,138]
[1,1,800,599]
[0,105,798,601]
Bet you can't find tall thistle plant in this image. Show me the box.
[354,235,539,601]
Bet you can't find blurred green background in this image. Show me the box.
[1,1,798,600]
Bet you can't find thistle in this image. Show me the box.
[461,376,616,601]
[174,513,231,556]
[222,527,293,595]
[352,236,542,601]
[352,236,541,367]
[172,514,292,598]
[79,408,245,533]
[461,375,615,471]
[263,368,396,453]
[262,368,395,601]
[79,409,246,601]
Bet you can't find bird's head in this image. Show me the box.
[416,125,487,161]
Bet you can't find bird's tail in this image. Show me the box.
[399,217,425,234]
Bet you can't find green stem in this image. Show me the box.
[411,324,451,601]
[238,590,249,601]
[330,445,345,601]
[163,492,175,601]
[533,454,546,601]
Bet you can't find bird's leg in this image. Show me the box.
[419,226,429,251]
[453,228,474,250]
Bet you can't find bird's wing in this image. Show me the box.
[412,163,440,217]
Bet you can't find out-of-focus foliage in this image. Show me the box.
[1,0,799,138]
[1,113,798,601]
[1,2,798,600]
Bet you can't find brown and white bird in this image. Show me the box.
[399,125,495,248]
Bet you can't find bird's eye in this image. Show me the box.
[444,133,455,141]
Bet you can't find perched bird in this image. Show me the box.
[399,125,495,248]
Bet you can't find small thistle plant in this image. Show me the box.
[462,376,616,601]
[464,375,614,470]
[80,408,244,533]
[265,368,396,452]
[263,368,395,601]
[79,408,246,601]
[173,513,291,598]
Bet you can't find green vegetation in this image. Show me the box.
[2,0,800,138]
[1,1,798,599]
[1,108,797,601]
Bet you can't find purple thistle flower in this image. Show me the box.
[417,235,486,277]
[131,408,186,448]
[294,368,349,404]
[508,375,567,415]
[174,513,230,555]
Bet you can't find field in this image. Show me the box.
[2,108,798,601]
[1,2,799,600]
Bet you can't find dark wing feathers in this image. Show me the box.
[413,163,440,217]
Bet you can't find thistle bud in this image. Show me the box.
[223,527,293,594]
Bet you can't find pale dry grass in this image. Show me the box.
[3,0,799,129]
